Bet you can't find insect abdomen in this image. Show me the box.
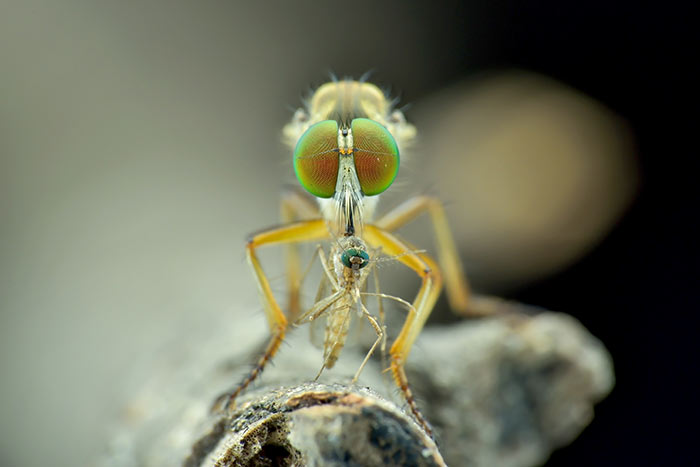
[323,303,352,369]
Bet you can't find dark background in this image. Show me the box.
[461,2,693,466]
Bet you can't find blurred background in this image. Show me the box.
[0,1,693,466]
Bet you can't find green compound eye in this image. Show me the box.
[293,120,340,198]
[351,118,399,196]
[341,248,370,270]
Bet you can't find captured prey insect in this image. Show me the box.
[215,79,475,435]
[296,234,418,385]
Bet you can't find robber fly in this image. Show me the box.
[215,79,473,436]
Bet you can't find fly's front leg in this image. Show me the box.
[212,219,329,413]
[364,225,442,437]
[280,189,320,321]
[376,196,532,319]
[374,195,472,315]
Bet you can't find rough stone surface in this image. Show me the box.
[182,384,445,467]
[98,310,614,466]
[410,312,614,467]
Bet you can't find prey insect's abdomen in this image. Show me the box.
[322,304,352,370]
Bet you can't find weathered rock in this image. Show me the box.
[98,310,613,466]
[410,312,614,467]
[184,384,444,467]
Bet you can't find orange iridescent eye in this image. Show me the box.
[293,120,339,198]
[351,118,399,196]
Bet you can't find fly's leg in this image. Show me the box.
[364,225,442,437]
[211,325,287,413]
[374,195,472,315]
[280,189,321,321]
[375,196,518,317]
[364,225,442,366]
[212,219,329,413]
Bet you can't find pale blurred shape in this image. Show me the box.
[415,72,639,290]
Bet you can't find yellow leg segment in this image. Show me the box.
[213,219,329,413]
[363,224,441,436]
[247,219,329,330]
[364,225,442,357]
[280,190,321,321]
[374,195,471,314]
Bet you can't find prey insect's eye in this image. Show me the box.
[293,120,340,198]
[341,248,370,270]
[351,118,399,196]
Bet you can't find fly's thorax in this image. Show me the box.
[311,80,389,123]
[283,80,416,152]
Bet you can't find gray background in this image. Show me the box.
[0,3,492,465]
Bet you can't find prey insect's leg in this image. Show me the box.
[370,270,391,396]
[213,219,329,412]
[374,195,472,315]
[308,277,328,348]
[295,246,342,324]
[363,225,442,437]
[354,280,369,343]
[314,245,338,288]
[296,288,343,324]
[360,290,416,368]
[301,245,335,346]
[352,302,384,383]
[361,292,415,316]
[372,268,387,355]
[296,243,336,302]
[280,189,321,321]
